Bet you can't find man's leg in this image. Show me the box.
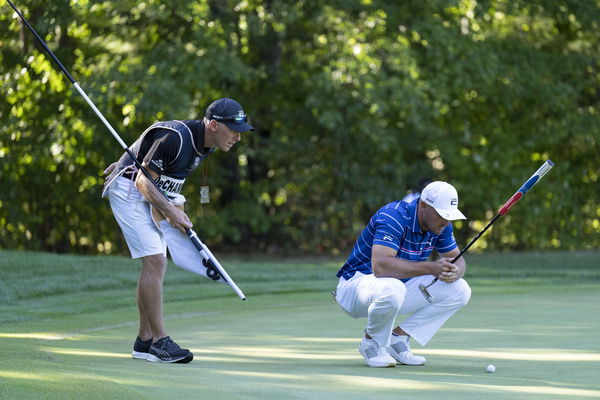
[107,177,192,363]
[395,275,472,346]
[385,277,470,365]
[137,253,168,341]
[336,273,406,367]
[137,253,194,364]
[337,273,407,346]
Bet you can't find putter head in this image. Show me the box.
[418,283,435,303]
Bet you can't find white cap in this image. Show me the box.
[420,181,466,221]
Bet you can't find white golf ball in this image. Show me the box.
[487,364,496,373]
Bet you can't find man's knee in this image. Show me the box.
[141,254,167,278]
[453,279,471,306]
[377,279,407,310]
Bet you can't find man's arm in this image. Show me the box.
[371,244,459,280]
[134,162,192,233]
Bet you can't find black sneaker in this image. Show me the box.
[147,336,193,364]
[132,336,152,360]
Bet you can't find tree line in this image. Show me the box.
[1,0,598,255]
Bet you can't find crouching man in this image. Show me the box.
[334,181,471,367]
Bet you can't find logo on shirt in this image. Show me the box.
[383,235,393,241]
[151,159,164,171]
[187,157,201,172]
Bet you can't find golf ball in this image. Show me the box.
[487,364,496,373]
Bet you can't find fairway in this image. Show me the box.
[3,2,599,399]
[1,251,599,399]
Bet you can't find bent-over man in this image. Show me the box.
[103,98,253,363]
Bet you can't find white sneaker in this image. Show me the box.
[358,337,396,368]
[387,335,426,366]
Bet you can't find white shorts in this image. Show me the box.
[107,176,166,259]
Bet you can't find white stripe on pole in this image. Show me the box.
[535,160,555,179]
[187,230,246,300]
[73,82,129,149]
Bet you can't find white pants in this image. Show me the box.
[335,272,471,347]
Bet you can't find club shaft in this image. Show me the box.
[7,0,76,84]
[450,213,501,263]
[424,160,554,291]
[187,229,246,300]
[425,213,501,288]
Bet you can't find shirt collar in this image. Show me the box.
[408,198,425,234]
[194,120,214,155]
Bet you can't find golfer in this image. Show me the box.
[102,98,253,363]
[334,181,471,367]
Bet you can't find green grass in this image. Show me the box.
[1,250,599,399]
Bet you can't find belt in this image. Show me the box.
[122,172,135,180]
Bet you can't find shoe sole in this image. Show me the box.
[387,351,425,366]
[358,347,396,368]
[146,353,194,364]
[132,351,150,360]
[395,360,425,366]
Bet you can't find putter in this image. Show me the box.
[419,160,555,303]
[8,0,246,300]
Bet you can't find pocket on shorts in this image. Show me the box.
[110,177,143,202]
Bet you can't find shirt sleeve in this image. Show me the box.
[435,223,458,253]
[372,210,405,252]
[142,131,181,176]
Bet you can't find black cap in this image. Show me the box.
[205,98,254,132]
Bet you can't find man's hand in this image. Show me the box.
[135,163,193,234]
[435,258,460,283]
[163,206,193,233]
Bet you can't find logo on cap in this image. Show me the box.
[420,181,467,221]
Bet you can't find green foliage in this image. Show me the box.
[1,1,598,254]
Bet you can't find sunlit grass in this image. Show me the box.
[1,250,599,400]
[450,383,600,398]
[40,347,130,359]
[419,348,600,362]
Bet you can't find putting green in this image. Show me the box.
[2,285,599,400]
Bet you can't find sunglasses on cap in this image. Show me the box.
[211,112,248,124]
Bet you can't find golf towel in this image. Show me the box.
[159,220,228,284]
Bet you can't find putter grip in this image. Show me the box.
[498,160,554,215]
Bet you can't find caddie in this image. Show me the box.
[102,98,253,364]
[334,181,471,367]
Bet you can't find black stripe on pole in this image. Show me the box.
[7,0,76,84]
[450,213,501,263]
[8,0,165,192]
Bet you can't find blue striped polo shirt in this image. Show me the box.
[336,199,458,281]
